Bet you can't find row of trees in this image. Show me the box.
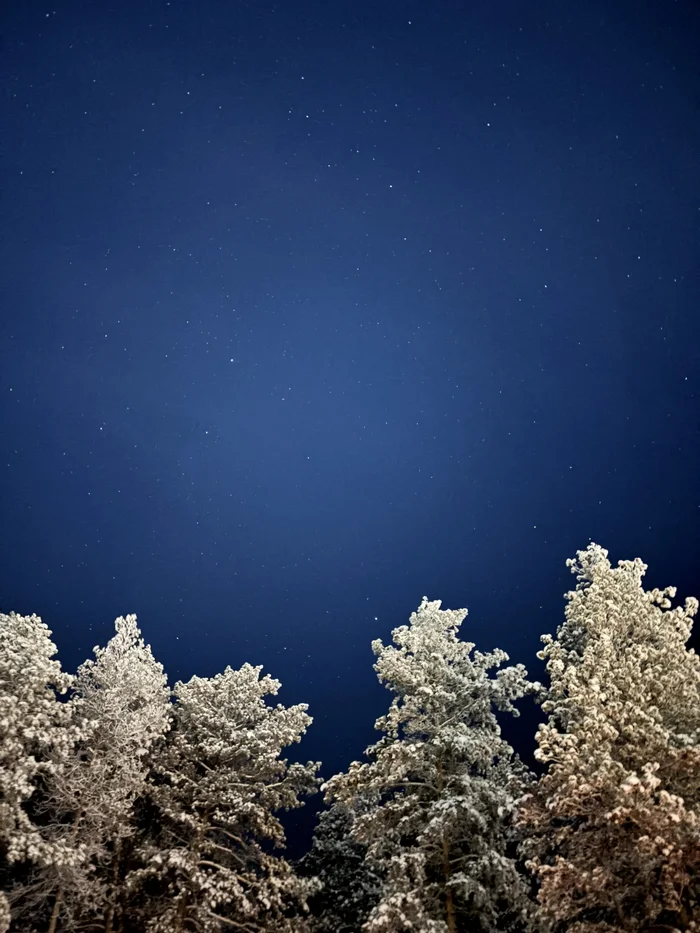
[1,543,699,933]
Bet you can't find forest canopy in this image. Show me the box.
[1,543,699,933]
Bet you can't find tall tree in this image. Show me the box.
[0,612,83,931]
[124,663,320,933]
[325,597,538,933]
[298,799,382,933]
[518,543,700,933]
[7,614,172,933]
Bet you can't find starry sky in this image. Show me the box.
[2,0,699,854]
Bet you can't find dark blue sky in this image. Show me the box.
[2,0,699,852]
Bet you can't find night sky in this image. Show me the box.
[2,0,699,855]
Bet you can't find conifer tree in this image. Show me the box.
[6,615,171,933]
[325,597,538,933]
[124,663,320,933]
[518,543,700,933]
[0,612,83,931]
[0,613,77,864]
[298,799,382,933]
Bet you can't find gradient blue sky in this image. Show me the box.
[2,0,699,853]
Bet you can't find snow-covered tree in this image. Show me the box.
[298,799,383,933]
[124,662,320,933]
[324,597,538,933]
[7,614,172,933]
[0,611,85,933]
[518,543,700,933]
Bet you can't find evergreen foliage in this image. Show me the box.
[1,543,698,933]
[298,799,382,933]
[518,543,700,933]
[324,597,539,933]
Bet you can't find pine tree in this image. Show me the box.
[6,614,172,933]
[124,663,320,933]
[298,799,382,933]
[0,612,84,931]
[324,597,538,933]
[518,543,700,933]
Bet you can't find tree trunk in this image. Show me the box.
[47,886,63,933]
[436,756,457,933]
[173,893,188,933]
[442,835,457,933]
[104,837,122,933]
